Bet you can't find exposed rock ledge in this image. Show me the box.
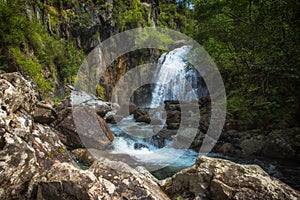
[0,72,299,199]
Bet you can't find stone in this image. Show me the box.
[218,143,236,155]
[72,148,95,166]
[90,157,170,200]
[136,115,151,124]
[262,128,300,160]
[166,110,181,125]
[162,155,300,200]
[117,102,138,116]
[95,104,112,118]
[133,108,148,119]
[28,162,110,199]
[240,139,264,155]
[167,123,180,130]
[134,143,149,150]
[0,72,36,114]
[33,104,56,124]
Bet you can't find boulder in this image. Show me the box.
[90,157,170,200]
[240,139,264,155]
[134,143,149,150]
[95,104,112,117]
[218,143,235,155]
[262,128,300,160]
[118,102,138,116]
[28,162,110,199]
[134,108,147,119]
[167,123,180,130]
[136,115,151,124]
[55,97,114,149]
[162,156,300,200]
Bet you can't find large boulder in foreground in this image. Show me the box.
[162,156,300,200]
[55,91,114,149]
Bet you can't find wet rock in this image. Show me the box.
[167,123,180,130]
[162,156,300,200]
[105,114,116,124]
[166,110,181,125]
[133,108,148,119]
[136,115,151,124]
[95,104,112,117]
[134,143,149,150]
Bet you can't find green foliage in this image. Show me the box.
[0,0,84,97]
[96,84,105,100]
[192,0,300,126]
[114,0,148,31]
[10,47,53,93]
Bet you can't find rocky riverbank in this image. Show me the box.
[0,72,299,199]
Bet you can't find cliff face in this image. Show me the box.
[23,0,161,101]
[26,0,114,52]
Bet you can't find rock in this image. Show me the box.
[28,162,110,199]
[133,108,148,119]
[166,110,181,125]
[33,103,57,124]
[72,106,114,150]
[56,112,84,148]
[97,115,114,142]
[55,96,114,149]
[218,143,235,155]
[162,156,300,200]
[95,104,112,117]
[0,72,36,114]
[0,123,72,199]
[164,100,180,111]
[167,123,180,130]
[136,115,151,124]
[134,143,149,150]
[105,114,116,124]
[72,148,95,166]
[240,139,264,155]
[262,128,300,160]
[90,157,170,200]
[117,102,138,116]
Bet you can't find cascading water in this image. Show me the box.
[108,45,206,176]
[149,45,205,108]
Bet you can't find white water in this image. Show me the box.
[149,45,200,108]
[109,115,198,170]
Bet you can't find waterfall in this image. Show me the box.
[149,45,205,108]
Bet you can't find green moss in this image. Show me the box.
[96,84,105,100]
